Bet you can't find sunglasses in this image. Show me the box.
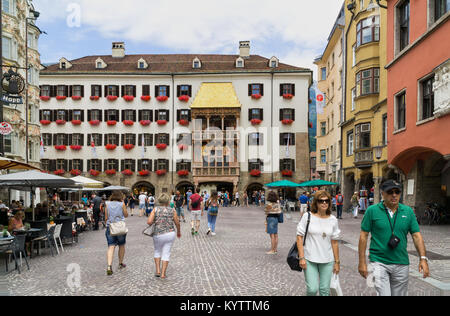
[387,189,401,195]
[318,199,330,204]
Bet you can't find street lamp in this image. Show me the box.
[374,145,384,160]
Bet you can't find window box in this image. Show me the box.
[71,96,82,101]
[140,120,151,126]
[138,170,150,176]
[90,169,100,177]
[90,96,100,101]
[107,95,118,101]
[123,120,134,126]
[70,169,81,176]
[123,95,134,102]
[156,143,167,150]
[105,169,117,175]
[141,95,151,102]
[178,144,188,151]
[178,119,189,126]
[156,169,167,176]
[40,120,51,125]
[251,94,262,99]
[71,120,82,125]
[281,170,293,176]
[55,119,66,125]
[156,95,168,102]
[178,95,189,102]
[105,144,117,150]
[250,169,261,177]
[283,93,294,99]
[282,119,294,125]
[56,96,67,101]
[177,170,189,177]
[54,169,65,175]
[250,119,262,125]
[54,145,67,151]
[123,144,135,150]
[70,145,82,151]
[157,120,167,126]
[89,120,100,126]
[121,169,133,176]
[40,96,50,101]
[107,120,117,126]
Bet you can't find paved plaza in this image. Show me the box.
[2,206,450,296]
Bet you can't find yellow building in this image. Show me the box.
[314,5,345,186]
[341,0,388,210]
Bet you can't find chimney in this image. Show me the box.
[112,42,125,58]
[239,41,250,59]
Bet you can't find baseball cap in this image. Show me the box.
[380,179,402,192]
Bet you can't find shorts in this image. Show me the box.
[266,216,279,234]
[191,210,201,221]
[176,206,184,217]
[139,203,146,210]
[105,227,127,246]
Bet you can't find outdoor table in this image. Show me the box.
[0,236,14,246]
[13,228,42,237]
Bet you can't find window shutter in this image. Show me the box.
[291,133,295,145]
[121,85,125,97]
[142,85,150,96]
[68,110,73,121]
[39,110,42,121]
[121,160,125,172]
[260,109,263,121]
[131,160,136,172]
[50,160,56,172]
[121,134,125,146]
[280,109,283,121]
[91,85,95,97]
[51,86,57,97]
[132,134,136,145]
[188,110,192,121]
[68,134,73,146]
[69,86,73,97]
[292,109,295,121]
[133,85,136,97]
[138,110,142,121]
[166,85,170,98]
[176,110,181,122]
[64,110,69,122]
[104,85,108,97]
[39,86,42,97]
[81,110,85,121]
[138,160,142,171]
[138,134,142,146]
[248,109,252,121]
[166,110,169,122]
[81,86,84,97]
[280,84,283,96]
[155,86,159,97]
[188,85,192,97]
[292,84,295,96]
[280,133,283,146]
[68,160,73,172]
[64,85,69,97]
[99,110,103,122]
[133,110,136,122]
[292,159,296,172]
[115,85,120,97]
[248,84,252,96]
[177,85,181,97]
[65,134,69,146]
[80,134,84,146]
[260,84,264,96]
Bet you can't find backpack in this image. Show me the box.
[337,194,343,203]
[208,201,219,215]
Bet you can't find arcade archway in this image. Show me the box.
[132,181,155,197]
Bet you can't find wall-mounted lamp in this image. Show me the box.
[374,145,384,159]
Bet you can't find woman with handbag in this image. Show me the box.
[296,190,341,296]
[104,191,128,276]
[206,191,219,236]
[265,191,283,255]
[147,193,181,279]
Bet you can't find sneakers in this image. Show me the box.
[118,263,126,269]
[191,228,195,235]
[211,232,216,236]
[206,229,211,235]
[107,266,113,276]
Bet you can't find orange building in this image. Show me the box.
[385,0,450,212]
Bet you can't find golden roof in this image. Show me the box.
[190,83,241,108]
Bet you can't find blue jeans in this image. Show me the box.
[337,205,343,218]
[304,260,334,296]
[207,214,217,232]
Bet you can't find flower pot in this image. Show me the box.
[178,119,189,126]
[70,145,82,151]
[107,95,118,101]
[281,119,294,125]
[40,120,51,125]
[250,119,262,125]
[105,169,117,175]
[123,95,134,102]
[156,95,168,102]
[56,96,67,101]
[71,96,82,101]
[138,170,150,176]
[71,120,82,125]
[177,170,189,177]
[157,120,167,126]
[123,120,134,126]
[70,169,81,176]
[139,120,151,126]
[123,144,135,150]
[90,170,100,176]
[282,170,293,176]
[156,143,167,150]
[54,145,67,151]
[40,96,50,101]
[55,120,66,125]
[178,95,189,102]
[121,169,133,176]
[141,95,151,102]
[90,96,100,101]
[54,169,65,175]
[107,120,117,126]
[250,169,261,177]
[251,94,262,99]
[283,93,294,99]
[156,169,166,176]
[89,120,100,126]
[105,144,117,150]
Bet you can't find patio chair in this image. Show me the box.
[6,234,29,274]
[53,224,64,254]
[31,225,56,257]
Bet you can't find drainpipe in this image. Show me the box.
[171,73,175,192]
[271,71,274,183]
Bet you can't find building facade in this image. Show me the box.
[341,0,389,210]
[386,0,450,212]
[39,42,312,198]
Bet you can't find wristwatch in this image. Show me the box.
[420,256,429,262]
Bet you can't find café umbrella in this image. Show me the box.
[298,179,339,187]
[0,157,41,171]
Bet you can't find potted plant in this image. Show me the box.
[139,120,151,126]
[71,120,82,125]
[105,169,117,175]
[107,120,117,126]
[177,170,189,177]
[70,145,82,151]
[55,119,66,125]
[123,144,135,150]
[157,120,167,126]
[283,93,294,99]
[40,96,50,101]
[123,120,134,126]
[282,119,294,125]
[89,120,100,126]
[56,95,67,100]
[178,144,188,151]
[70,169,81,176]
[90,96,100,101]
[121,169,133,176]
[156,143,167,150]
[40,120,51,125]
[156,95,168,102]
[54,145,67,151]
[156,169,166,176]
[282,170,293,176]
[251,94,262,99]
[90,169,100,176]
[54,169,65,175]
[250,119,262,125]
[105,144,117,150]
[178,119,189,126]
[141,95,151,101]
[178,95,189,102]
[71,95,82,101]
[123,95,134,102]
[250,169,261,177]
[107,95,118,101]
[138,170,150,176]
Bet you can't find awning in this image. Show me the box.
[190,83,241,109]
[71,175,104,188]
[0,157,41,171]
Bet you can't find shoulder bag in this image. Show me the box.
[286,211,311,272]
[108,203,128,236]
[142,207,159,237]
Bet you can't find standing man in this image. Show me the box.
[91,193,103,231]
[335,191,344,219]
[147,193,155,217]
[358,180,429,296]
[189,188,203,236]
[138,191,147,217]
[298,192,309,218]
[186,189,193,212]
[174,191,186,223]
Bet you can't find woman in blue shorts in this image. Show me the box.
[264,191,283,254]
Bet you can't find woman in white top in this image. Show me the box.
[296,190,341,296]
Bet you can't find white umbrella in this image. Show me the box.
[71,176,104,189]
[100,185,131,192]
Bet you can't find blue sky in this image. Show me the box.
[33,0,345,78]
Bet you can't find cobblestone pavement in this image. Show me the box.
[2,206,449,296]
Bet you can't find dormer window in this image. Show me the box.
[95,58,107,69]
[61,62,66,69]
[269,56,279,68]
[59,58,72,69]
[193,57,201,69]
[97,62,102,68]
[236,57,244,68]
[137,58,148,69]
[139,62,145,69]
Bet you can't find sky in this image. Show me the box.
[33,0,345,79]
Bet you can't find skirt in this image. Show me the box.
[266,216,279,234]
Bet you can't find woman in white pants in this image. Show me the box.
[351,192,360,218]
[147,193,181,279]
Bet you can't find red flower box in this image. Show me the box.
[107,95,118,101]
[178,144,188,151]
[250,169,261,177]
[282,119,294,125]
[156,169,166,176]
[107,120,117,126]
[54,169,65,175]
[71,96,82,101]
[282,170,293,176]
[283,93,294,99]
[121,169,133,176]
[105,144,117,150]
[141,95,151,102]
[40,96,50,101]
[140,120,151,126]
[138,170,150,176]
[70,169,81,176]
[157,120,167,126]
[56,96,67,101]
[105,169,117,175]
[40,120,51,125]
[90,96,100,101]
[54,145,67,151]
[251,94,262,99]
[178,119,189,126]
[177,170,189,177]
[250,119,262,125]
[123,95,134,102]
[90,169,100,177]
[71,120,82,125]
[89,120,100,126]
[123,144,135,150]
[70,145,82,151]
[156,143,167,150]
[178,95,189,102]
[156,95,168,102]
[55,119,66,125]
[123,120,134,126]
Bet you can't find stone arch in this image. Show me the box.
[175,181,195,196]
[132,181,155,196]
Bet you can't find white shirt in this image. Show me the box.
[139,194,147,204]
[296,213,341,263]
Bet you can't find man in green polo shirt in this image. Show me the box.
[358,179,429,296]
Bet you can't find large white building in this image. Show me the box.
[39,41,312,198]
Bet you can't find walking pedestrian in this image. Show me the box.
[91,193,103,230]
[147,193,155,217]
[174,191,186,223]
[235,191,240,207]
[264,191,283,254]
[358,179,429,296]
[336,191,344,219]
[351,192,360,218]
[299,192,309,218]
[147,193,181,279]
[105,190,128,276]
[243,192,248,207]
[189,188,203,235]
[296,190,341,296]
[206,191,219,236]
[186,189,193,212]
[128,195,136,216]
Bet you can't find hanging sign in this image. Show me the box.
[0,122,13,135]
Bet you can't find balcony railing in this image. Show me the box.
[193,130,240,141]
[354,148,373,167]
[193,164,240,177]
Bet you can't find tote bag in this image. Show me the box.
[286,212,310,272]
[330,273,343,296]
[108,204,128,236]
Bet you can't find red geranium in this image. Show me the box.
[107,120,117,126]
[123,144,135,150]
[156,169,166,176]
[123,120,134,126]
[123,95,134,102]
[56,96,67,101]
[283,93,294,99]
[141,95,151,102]
[138,170,150,176]
[89,120,100,126]
[70,169,81,176]
[140,120,151,126]
[54,169,65,175]
[177,170,189,177]
[121,169,133,176]
[105,169,117,175]
[282,119,294,125]
[251,94,262,99]
[156,95,168,102]
[40,120,51,125]
[178,95,189,102]
[71,95,82,101]
[107,95,118,101]
[105,144,117,150]
[178,119,189,126]
[282,170,293,176]
[70,145,82,151]
[71,120,82,125]
[90,169,100,176]
[250,169,261,177]
[54,145,67,151]
[178,144,188,151]
[156,143,167,150]
[157,120,167,126]
[55,119,66,125]
[250,119,262,125]
[90,96,100,101]
[40,96,50,101]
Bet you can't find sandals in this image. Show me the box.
[118,263,127,269]
[155,273,161,277]
[107,266,113,276]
